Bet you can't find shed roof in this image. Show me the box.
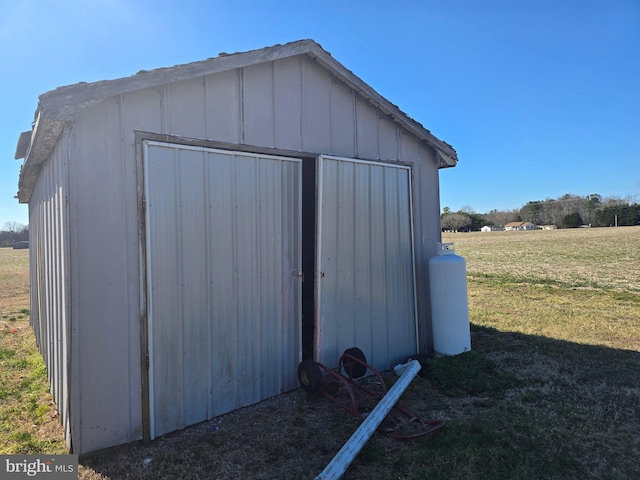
[15,39,458,203]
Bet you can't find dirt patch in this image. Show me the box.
[79,371,450,480]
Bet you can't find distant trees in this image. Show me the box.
[0,222,28,247]
[442,193,639,231]
[441,212,471,232]
[483,209,520,227]
[441,207,488,232]
[562,212,583,229]
[595,203,640,227]
[516,194,638,228]
[520,201,544,224]
[585,194,602,224]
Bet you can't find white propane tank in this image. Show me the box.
[429,242,471,355]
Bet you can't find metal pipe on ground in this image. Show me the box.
[314,359,421,480]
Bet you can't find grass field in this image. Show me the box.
[0,249,66,455]
[1,226,639,479]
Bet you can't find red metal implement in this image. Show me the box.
[298,349,445,440]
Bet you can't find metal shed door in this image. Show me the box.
[316,156,417,370]
[144,142,302,439]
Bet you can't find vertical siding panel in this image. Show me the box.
[44,178,52,377]
[208,152,238,415]
[336,162,356,348]
[51,147,60,409]
[281,160,301,389]
[121,88,163,143]
[273,57,303,151]
[43,156,50,381]
[54,149,62,410]
[166,78,207,139]
[205,70,241,143]
[73,99,132,451]
[398,130,420,163]
[384,167,400,363]
[368,164,389,365]
[147,146,183,435]
[354,164,372,351]
[378,118,398,161]
[257,158,278,396]
[42,163,50,380]
[356,99,380,160]
[302,58,331,152]
[329,80,356,157]
[398,168,417,354]
[60,136,71,447]
[233,154,260,406]
[177,149,209,426]
[414,145,440,352]
[243,63,275,147]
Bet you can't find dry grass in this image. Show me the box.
[444,226,640,292]
[0,249,30,315]
[1,227,639,479]
[443,226,640,351]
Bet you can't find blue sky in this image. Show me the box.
[1,0,638,226]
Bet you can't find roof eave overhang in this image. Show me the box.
[15,131,32,160]
[16,111,66,203]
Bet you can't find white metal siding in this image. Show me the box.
[28,52,442,454]
[144,142,302,438]
[412,144,442,352]
[28,130,71,448]
[69,99,142,453]
[316,156,417,370]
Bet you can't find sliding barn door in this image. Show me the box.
[316,156,417,370]
[144,141,302,438]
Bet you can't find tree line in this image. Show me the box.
[442,194,640,232]
[0,222,29,247]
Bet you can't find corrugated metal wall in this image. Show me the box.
[28,130,71,448]
[69,99,143,452]
[144,142,302,438]
[316,156,417,370]
[46,52,441,453]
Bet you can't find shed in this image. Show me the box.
[14,40,458,453]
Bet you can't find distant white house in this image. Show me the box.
[540,225,557,230]
[504,221,536,231]
[481,225,505,232]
